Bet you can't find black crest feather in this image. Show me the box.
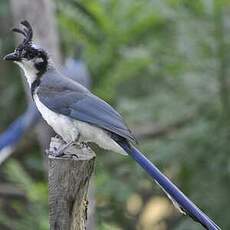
[12,20,33,46]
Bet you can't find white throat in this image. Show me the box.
[15,60,38,87]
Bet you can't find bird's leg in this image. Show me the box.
[61,142,91,159]
[53,141,75,157]
[64,142,93,160]
[48,134,81,157]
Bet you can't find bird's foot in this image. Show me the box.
[46,148,61,157]
[46,141,75,157]
[46,136,94,160]
[61,142,90,159]
[75,142,95,159]
[79,142,90,149]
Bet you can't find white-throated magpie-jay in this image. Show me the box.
[4,21,220,230]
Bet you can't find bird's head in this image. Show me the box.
[4,20,48,85]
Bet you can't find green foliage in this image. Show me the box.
[0,0,26,130]
[0,160,48,230]
[1,0,230,229]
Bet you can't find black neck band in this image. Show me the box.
[31,78,41,97]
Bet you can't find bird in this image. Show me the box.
[0,44,91,164]
[4,21,220,230]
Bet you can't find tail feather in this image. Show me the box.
[119,142,221,230]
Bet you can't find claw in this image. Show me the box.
[46,141,75,157]
[46,148,65,157]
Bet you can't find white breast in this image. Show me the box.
[33,93,126,155]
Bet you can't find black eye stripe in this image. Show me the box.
[21,48,38,59]
[14,44,48,63]
[25,52,34,59]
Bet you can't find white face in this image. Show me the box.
[15,59,38,86]
[15,57,45,86]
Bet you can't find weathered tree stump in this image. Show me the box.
[48,137,95,230]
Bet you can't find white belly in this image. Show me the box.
[34,94,126,155]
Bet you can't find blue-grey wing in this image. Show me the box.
[69,94,136,143]
[37,74,136,143]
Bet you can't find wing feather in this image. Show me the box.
[37,73,136,143]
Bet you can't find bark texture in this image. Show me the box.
[48,137,95,230]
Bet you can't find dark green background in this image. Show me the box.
[0,0,229,229]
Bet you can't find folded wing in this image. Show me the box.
[37,76,136,143]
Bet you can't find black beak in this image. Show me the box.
[3,52,20,61]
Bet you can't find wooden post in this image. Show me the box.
[48,137,95,230]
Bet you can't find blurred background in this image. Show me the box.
[0,0,230,229]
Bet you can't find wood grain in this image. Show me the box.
[48,137,95,230]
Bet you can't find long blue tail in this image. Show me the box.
[119,142,221,230]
